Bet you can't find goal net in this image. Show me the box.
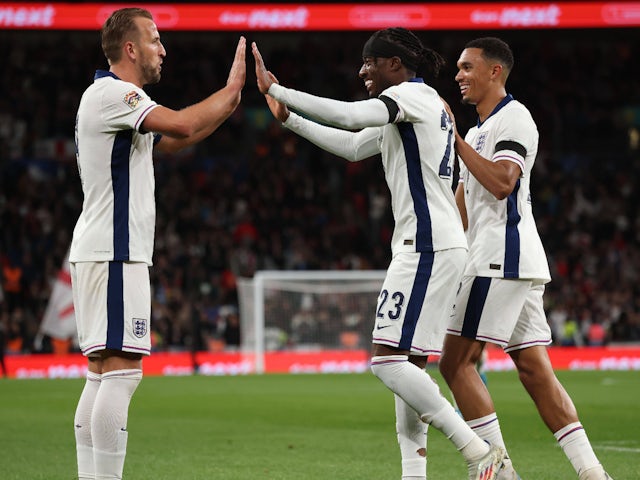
[237,270,386,373]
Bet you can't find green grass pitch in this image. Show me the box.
[1,369,637,479]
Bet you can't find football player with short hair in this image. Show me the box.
[439,36,613,480]
[71,7,245,478]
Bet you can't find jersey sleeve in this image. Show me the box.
[378,84,407,123]
[378,82,441,124]
[491,108,537,173]
[284,112,381,161]
[268,83,389,129]
[101,82,159,132]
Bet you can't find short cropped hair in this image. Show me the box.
[465,37,514,73]
[101,7,153,64]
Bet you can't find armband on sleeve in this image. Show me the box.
[378,95,400,123]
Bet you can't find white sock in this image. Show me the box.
[395,394,427,480]
[554,422,602,476]
[75,371,102,479]
[371,356,488,465]
[92,369,142,479]
[467,413,514,469]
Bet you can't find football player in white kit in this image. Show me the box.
[253,28,505,480]
[70,8,245,479]
[439,37,613,480]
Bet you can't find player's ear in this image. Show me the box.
[490,63,503,80]
[124,41,136,60]
[390,56,403,71]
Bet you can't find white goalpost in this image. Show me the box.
[237,270,386,373]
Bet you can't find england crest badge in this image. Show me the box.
[132,318,148,338]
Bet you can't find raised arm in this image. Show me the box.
[252,41,389,130]
[284,112,380,162]
[149,36,246,154]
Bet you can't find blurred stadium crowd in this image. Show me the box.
[0,28,639,354]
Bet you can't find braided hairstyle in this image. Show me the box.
[371,27,445,78]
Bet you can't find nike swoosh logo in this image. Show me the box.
[376,324,393,330]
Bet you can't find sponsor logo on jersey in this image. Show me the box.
[376,324,393,330]
[123,91,143,109]
[132,318,147,338]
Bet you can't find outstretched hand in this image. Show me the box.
[252,42,273,95]
[227,36,247,90]
[252,42,290,123]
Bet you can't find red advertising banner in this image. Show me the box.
[0,2,639,31]
[483,345,640,371]
[4,346,640,379]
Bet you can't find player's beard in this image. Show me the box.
[141,63,161,85]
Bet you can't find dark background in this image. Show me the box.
[1,20,638,353]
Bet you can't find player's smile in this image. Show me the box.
[359,56,382,97]
[364,79,374,94]
[458,82,474,104]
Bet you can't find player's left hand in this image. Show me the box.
[252,42,275,95]
[263,71,290,122]
[440,96,456,131]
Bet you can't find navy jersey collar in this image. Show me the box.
[95,70,120,80]
[477,93,514,127]
[408,77,424,83]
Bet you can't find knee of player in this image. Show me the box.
[437,354,457,381]
[370,354,408,383]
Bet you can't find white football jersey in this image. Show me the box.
[379,79,467,255]
[70,70,159,265]
[459,95,550,282]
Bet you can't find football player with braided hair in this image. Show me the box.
[253,27,506,480]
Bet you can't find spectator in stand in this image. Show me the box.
[0,310,7,377]
[586,320,607,346]
[2,256,24,313]
[219,307,241,350]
